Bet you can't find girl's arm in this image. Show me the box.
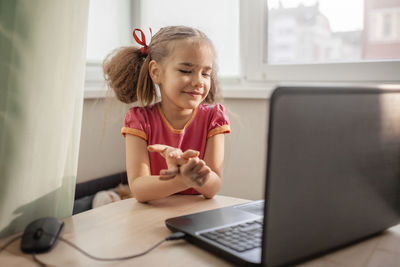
[192,134,225,199]
[125,135,189,202]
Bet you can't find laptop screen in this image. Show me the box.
[263,86,400,266]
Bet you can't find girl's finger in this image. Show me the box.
[165,154,179,168]
[147,144,170,153]
[176,157,188,166]
[181,149,200,159]
[200,175,209,186]
[192,160,206,173]
[193,169,208,181]
[181,157,199,173]
[197,166,211,177]
[168,149,182,159]
[176,152,196,166]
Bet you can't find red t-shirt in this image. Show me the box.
[121,103,230,194]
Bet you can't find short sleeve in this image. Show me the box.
[207,104,231,138]
[121,107,148,141]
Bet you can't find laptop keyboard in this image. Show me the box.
[200,219,263,252]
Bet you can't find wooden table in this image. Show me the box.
[0,195,399,266]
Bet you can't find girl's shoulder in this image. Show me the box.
[124,104,158,125]
[198,103,228,120]
[198,103,227,113]
[197,103,229,125]
[198,103,230,136]
[127,104,157,112]
[126,104,158,117]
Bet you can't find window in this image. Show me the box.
[267,0,366,64]
[243,0,400,82]
[370,8,400,43]
[86,0,131,63]
[85,0,132,92]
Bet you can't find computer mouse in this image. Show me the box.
[20,217,64,253]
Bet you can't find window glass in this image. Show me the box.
[140,0,240,77]
[86,0,131,63]
[266,0,400,64]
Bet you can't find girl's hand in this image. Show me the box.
[178,157,211,187]
[147,144,199,179]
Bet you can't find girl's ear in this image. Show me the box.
[148,60,161,84]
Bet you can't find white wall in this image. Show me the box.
[77,96,269,200]
[220,98,268,200]
[77,98,126,182]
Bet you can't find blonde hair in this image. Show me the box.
[103,26,220,106]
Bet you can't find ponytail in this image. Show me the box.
[103,46,156,105]
[136,56,156,106]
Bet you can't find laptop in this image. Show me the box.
[165,85,400,266]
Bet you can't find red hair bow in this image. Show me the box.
[133,28,152,56]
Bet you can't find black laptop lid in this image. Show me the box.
[263,86,400,266]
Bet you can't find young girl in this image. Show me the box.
[103,26,230,202]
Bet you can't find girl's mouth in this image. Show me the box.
[185,91,202,97]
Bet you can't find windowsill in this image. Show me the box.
[84,80,110,99]
[84,80,276,100]
[84,63,399,100]
[84,79,399,100]
[84,66,277,100]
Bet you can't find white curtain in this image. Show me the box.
[0,0,89,238]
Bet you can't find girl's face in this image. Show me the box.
[151,38,214,111]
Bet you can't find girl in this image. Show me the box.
[103,26,230,202]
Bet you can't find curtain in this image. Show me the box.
[0,0,89,238]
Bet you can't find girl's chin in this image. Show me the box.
[167,95,205,109]
[177,98,203,109]
[186,99,203,108]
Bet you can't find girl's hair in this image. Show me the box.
[103,26,220,106]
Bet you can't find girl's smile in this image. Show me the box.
[184,90,203,97]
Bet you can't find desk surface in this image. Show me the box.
[1,195,400,267]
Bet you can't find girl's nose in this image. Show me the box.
[192,74,204,88]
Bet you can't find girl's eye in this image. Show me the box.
[179,69,191,74]
[202,73,211,78]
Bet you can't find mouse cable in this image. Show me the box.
[0,234,23,253]
[1,232,186,266]
[58,231,186,261]
[32,253,47,267]
[0,234,47,267]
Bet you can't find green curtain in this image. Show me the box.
[0,0,89,238]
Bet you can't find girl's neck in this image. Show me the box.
[159,102,195,130]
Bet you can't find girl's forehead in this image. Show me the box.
[167,38,214,64]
